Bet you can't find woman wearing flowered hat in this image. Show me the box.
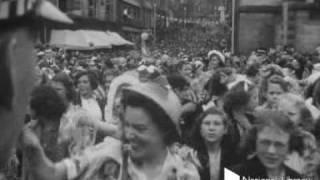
[20,66,200,180]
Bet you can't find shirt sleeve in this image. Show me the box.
[63,154,90,180]
[63,137,122,180]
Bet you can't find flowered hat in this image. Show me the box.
[123,65,183,135]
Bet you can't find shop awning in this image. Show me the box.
[49,30,112,50]
[105,31,134,46]
[50,30,134,50]
[123,0,141,7]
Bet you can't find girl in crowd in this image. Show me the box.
[278,93,314,131]
[258,64,284,105]
[233,110,302,179]
[188,107,240,180]
[75,71,105,123]
[277,93,319,178]
[177,61,194,81]
[256,75,289,110]
[207,50,225,72]
[51,73,98,156]
[282,63,301,94]
[21,67,200,180]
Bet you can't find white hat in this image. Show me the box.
[37,51,44,56]
[123,67,182,135]
[314,63,320,71]
[208,50,225,64]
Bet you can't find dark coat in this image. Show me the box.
[231,156,302,180]
[199,143,241,180]
[197,137,243,180]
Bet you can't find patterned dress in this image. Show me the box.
[62,137,200,180]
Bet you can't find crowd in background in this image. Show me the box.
[11,24,320,180]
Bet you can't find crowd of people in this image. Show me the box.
[3,1,320,180]
[10,35,320,180]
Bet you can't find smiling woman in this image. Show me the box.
[122,90,180,153]
[232,110,302,180]
[20,66,200,180]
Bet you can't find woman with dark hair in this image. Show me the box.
[188,107,240,180]
[20,67,200,180]
[75,71,105,122]
[202,71,228,111]
[177,61,194,81]
[167,74,203,143]
[232,110,302,179]
[23,85,68,180]
[29,85,68,160]
[51,72,75,105]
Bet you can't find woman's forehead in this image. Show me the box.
[123,106,153,125]
[203,114,223,122]
[257,126,290,140]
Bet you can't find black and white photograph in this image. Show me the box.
[1,0,320,179]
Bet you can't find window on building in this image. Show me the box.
[58,0,67,12]
[105,0,113,21]
[88,0,95,17]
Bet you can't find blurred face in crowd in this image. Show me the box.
[180,63,193,79]
[104,74,115,93]
[249,87,259,110]
[124,106,166,161]
[260,65,272,78]
[291,59,300,70]
[256,126,290,171]
[266,82,284,105]
[174,86,190,102]
[0,27,37,167]
[51,81,67,103]
[277,100,300,125]
[282,67,295,78]
[201,114,226,144]
[219,72,230,85]
[113,84,129,120]
[208,55,221,70]
[35,67,43,85]
[128,58,136,68]
[78,75,93,97]
[89,63,97,71]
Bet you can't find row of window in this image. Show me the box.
[56,0,166,28]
